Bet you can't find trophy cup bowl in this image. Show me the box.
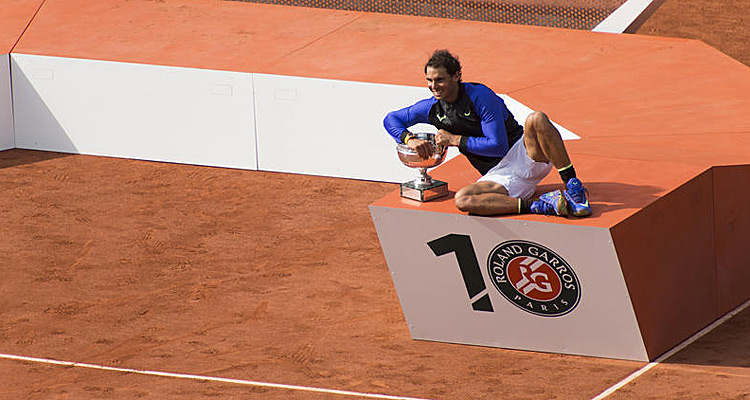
[396,133,449,202]
[396,134,447,169]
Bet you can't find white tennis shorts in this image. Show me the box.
[477,135,553,200]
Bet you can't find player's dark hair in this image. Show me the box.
[424,50,462,77]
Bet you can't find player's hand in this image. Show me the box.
[407,138,434,159]
[436,129,460,147]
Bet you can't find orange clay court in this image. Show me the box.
[1,0,750,399]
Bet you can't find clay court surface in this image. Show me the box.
[634,0,750,67]
[2,0,750,398]
[2,147,750,399]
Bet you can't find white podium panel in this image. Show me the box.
[370,206,648,361]
[253,73,458,182]
[11,54,257,169]
[0,54,13,150]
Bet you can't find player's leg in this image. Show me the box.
[455,136,566,216]
[523,110,570,167]
[454,181,519,215]
[524,111,591,217]
[455,180,568,217]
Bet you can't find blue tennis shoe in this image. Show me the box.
[530,190,569,216]
[563,178,592,217]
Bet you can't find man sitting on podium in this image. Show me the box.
[383,49,591,217]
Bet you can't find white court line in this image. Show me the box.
[8,297,750,400]
[591,296,750,400]
[592,0,659,33]
[0,353,435,400]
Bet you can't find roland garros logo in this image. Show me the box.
[487,240,580,317]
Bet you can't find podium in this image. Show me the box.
[371,157,750,361]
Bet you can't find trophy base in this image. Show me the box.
[400,180,448,202]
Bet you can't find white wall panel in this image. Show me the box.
[253,74,454,182]
[0,54,13,151]
[11,54,257,169]
[8,56,577,179]
[371,205,648,361]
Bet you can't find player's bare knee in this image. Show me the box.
[454,193,475,212]
[526,111,550,131]
[455,185,472,198]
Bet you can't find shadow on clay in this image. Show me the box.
[0,148,73,169]
[663,305,750,368]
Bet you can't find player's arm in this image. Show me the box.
[383,99,435,158]
[460,88,509,157]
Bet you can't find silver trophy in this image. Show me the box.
[397,133,448,202]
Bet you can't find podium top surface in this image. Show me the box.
[5,0,750,228]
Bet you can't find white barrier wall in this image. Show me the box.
[370,205,648,361]
[8,54,578,181]
[253,73,457,182]
[0,54,13,151]
[11,54,257,169]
